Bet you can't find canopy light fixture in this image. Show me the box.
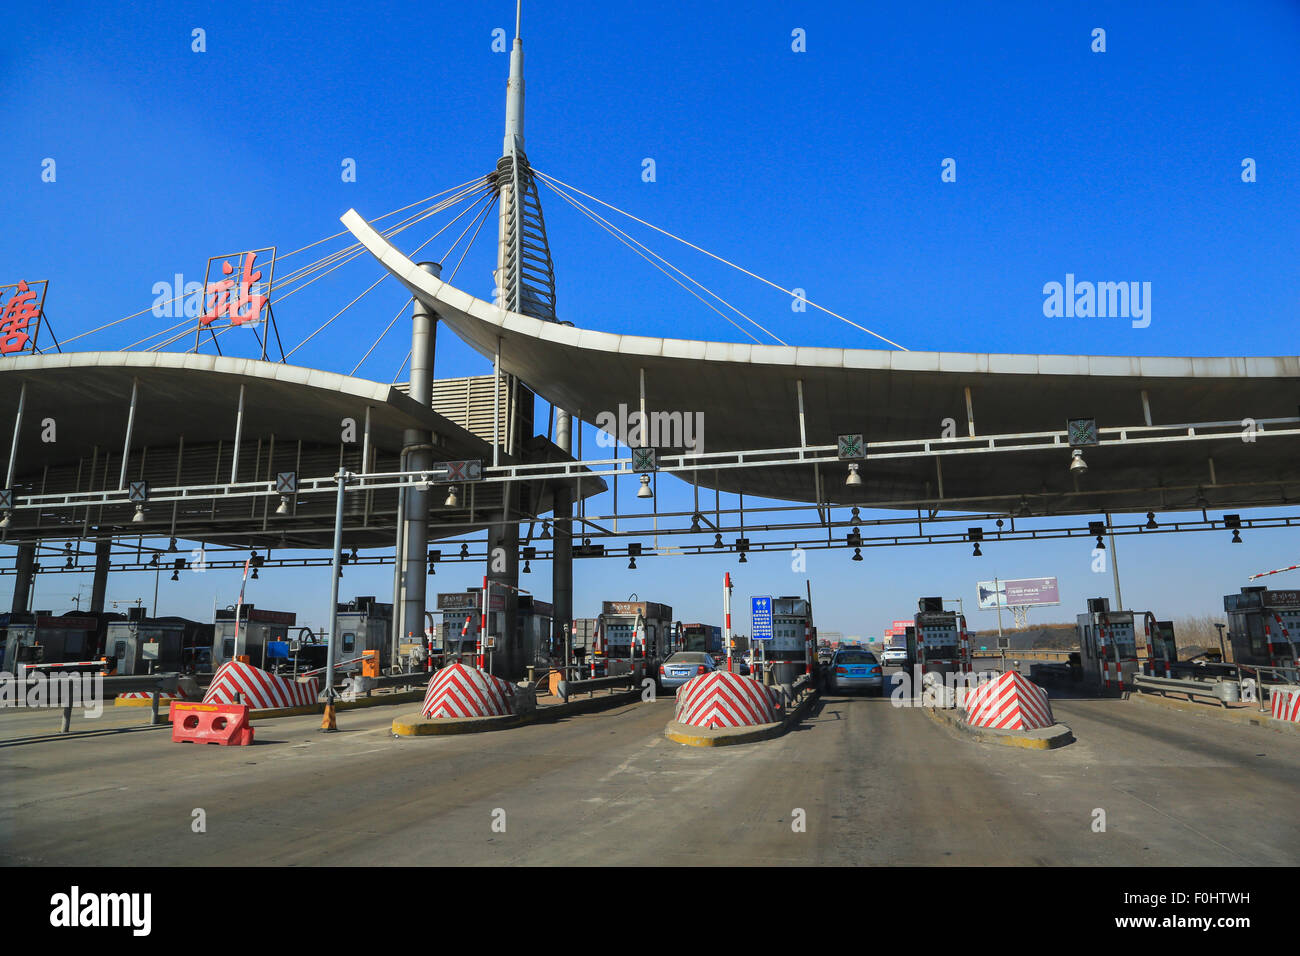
[1145,512,1158,530]
[444,485,460,508]
[845,463,862,487]
[637,474,653,499]
[1069,449,1088,474]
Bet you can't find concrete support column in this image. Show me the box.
[551,484,572,654]
[90,538,111,613]
[488,490,520,679]
[398,262,441,655]
[11,542,35,613]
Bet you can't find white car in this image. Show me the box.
[881,646,909,667]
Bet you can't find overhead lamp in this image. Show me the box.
[132,504,145,522]
[540,520,551,540]
[459,543,469,559]
[149,553,159,566]
[0,513,9,529]
[691,514,702,532]
[845,463,862,487]
[167,537,178,553]
[350,548,358,562]
[65,555,74,569]
[276,495,290,515]
[1224,514,1242,544]
[627,556,637,570]
[444,485,460,508]
[170,568,179,582]
[851,506,861,527]
[1145,512,1158,530]
[523,559,531,573]
[852,547,863,562]
[637,474,653,499]
[972,542,982,557]
[738,552,747,564]
[1069,449,1087,474]
[251,565,259,580]
[1231,529,1242,544]
[713,533,723,548]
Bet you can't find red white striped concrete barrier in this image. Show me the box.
[674,671,780,728]
[1270,687,1300,723]
[116,686,191,705]
[963,670,1054,731]
[203,661,320,710]
[421,662,515,718]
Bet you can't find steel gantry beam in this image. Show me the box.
[3,413,1297,519]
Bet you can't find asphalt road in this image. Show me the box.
[1,675,1297,865]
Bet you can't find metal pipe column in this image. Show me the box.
[400,262,442,651]
[324,469,348,703]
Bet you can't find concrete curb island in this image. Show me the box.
[664,686,821,748]
[925,704,1074,750]
[392,686,641,736]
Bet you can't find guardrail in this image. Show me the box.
[560,672,639,700]
[5,672,189,732]
[1132,673,1239,708]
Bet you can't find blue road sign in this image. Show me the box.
[751,596,773,640]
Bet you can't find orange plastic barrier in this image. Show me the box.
[169,702,255,746]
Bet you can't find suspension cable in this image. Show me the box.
[541,179,776,344]
[534,168,907,350]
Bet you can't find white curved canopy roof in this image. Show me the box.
[343,208,1300,516]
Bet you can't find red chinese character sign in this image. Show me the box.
[0,279,51,356]
[195,247,281,360]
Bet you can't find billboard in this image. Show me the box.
[977,578,1061,609]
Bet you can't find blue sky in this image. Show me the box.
[3,1,1299,637]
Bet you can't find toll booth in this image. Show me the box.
[756,596,814,684]
[436,590,495,663]
[335,596,392,671]
[212,605,297,670]
[1075,597,1141,690]
[3,610,122,669]
[913,597,970,676]
[599,600,673,671]
[105,610,214,675]
[1223,586,1300,670]
[519,596,553,670]
[435,589,553,671]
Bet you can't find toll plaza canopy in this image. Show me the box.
[344,208,1300,518]
[0,352,592,548]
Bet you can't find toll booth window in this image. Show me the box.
[223,639,235,658]
[1248,621,1266,658]
[114,641,126,661]
[343,632,355,654]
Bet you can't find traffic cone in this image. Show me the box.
[320,701,338,732]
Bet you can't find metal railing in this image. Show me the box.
[5,671,189,733]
